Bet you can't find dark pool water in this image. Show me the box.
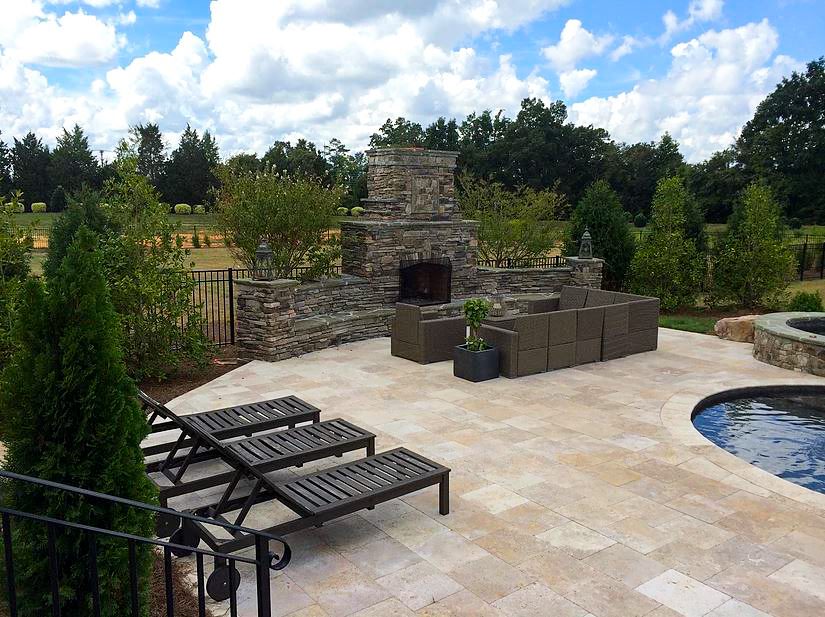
[693,392,825,493]
[788,317,825,336]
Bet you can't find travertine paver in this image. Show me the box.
[162,329,825,617]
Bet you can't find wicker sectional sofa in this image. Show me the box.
[479,286,659,378]
[391,303,466,364]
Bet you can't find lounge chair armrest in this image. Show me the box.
[479,325,518,378]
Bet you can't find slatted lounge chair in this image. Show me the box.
[140,390,321,457]
[145,395,450,601]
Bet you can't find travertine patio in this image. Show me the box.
[165,329,825,617]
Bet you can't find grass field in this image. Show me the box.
[658,314,718,334]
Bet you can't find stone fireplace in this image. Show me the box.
[398,255,452,306]
[234,147,603,362]
[341,149,479,305]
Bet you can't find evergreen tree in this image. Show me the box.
[0,131,11,197]
[0,227,156,615]
[628,176,703,310]
[708,182,796,308]
[424,117,460,150]
[369,117,425,147]
[50,185,67,212]
[131,123,167,188]
[11,132,51,206]
[162,125,219,206]
[49,124,99,195]
[563,180,636,290]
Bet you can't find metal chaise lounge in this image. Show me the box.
[142,394,450,600]
[140,390,321,457]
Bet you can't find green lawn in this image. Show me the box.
[658,314,718,334]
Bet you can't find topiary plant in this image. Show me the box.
[788,290,824,312]
[50,185,67,212]
[203,232,211,248]
[174,203,192,215]
[788,217,802,230]
[350,206,365,217]
[30,202,47,213]
[191,231,201,248]
[462,298,491,351]
[337,207,350,216]
[634,212,647,228]
[193,204,206,215]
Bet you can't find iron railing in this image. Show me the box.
[792,241,825,281]
[477,256,568,269]
[0,469,290,616]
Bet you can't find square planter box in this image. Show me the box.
[453,344,499,382]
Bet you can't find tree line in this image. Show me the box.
[0,57,822,223]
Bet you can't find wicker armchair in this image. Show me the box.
[391,303,466,364]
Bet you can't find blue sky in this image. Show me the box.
[1,1,822,161]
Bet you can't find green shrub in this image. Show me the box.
[0,228,156,615]
[45,161,208,380]
[788,217,803,230]
[788,290,823,312]
[707,182,796,309]
[216,166,342,280]
[563,180,635,290]
[634,212,647,228]
[624,211,633,223]
[629,177,703,310]
[50,185,67,212]
[193,204,206,215]
[174,203,191,215]
[337,207,350,216]
[192,231,201,248]
[203,232,211,248]
[15,202,25,213]
[462,298,490,351]
[30,202,47,213]
[0,194,33,369]
[175,234,184,249]
[350,206,365,217]
[459,174,564,268]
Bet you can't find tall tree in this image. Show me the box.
[609,134,685,216]
[262,139,328,180]
[0,228,156,615]
[424,117,460,150]
[130,123,167,188]
[0,131,11,197]
[162,125,219,206]
[684,148,747,223]
[11,132,51,206]
[49,124,99,196]
[737,57,825,223]
[323,139,366,210]
[369,117,425,147]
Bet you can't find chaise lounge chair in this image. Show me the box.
[140,393,450,601]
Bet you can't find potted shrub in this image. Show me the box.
[454,298,499,382]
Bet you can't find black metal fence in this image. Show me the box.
[0,469,289,616]
[477,256,568,268]
[793,241,825,280]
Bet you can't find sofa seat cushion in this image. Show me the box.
[575,339,601,364]
[628,328,658,353]
[517,348,548,376]
[602,335,629,361]
[548,343,576,370]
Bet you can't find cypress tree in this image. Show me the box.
[0,227,156,615]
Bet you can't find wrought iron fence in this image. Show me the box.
[792,241,825,281]
[190,265,342,347]
[0,469,290,616]
[477,256,568,268]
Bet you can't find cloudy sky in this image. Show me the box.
[0,0,820,162]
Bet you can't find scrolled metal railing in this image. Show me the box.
[0,469,291,617]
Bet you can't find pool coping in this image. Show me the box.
[661,377,825,511]
[754,311,825,346]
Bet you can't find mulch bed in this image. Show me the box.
[661,306,768,320]
[151,550,216,617]
[140,346,246,404]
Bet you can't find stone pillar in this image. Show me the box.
[566,257,604,289]
[235,278,299,361]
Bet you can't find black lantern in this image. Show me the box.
[253,240,274,280]
[579,229,593,259]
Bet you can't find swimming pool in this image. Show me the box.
[692,386,825,494]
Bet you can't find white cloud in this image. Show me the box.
[136,0,161,7]
[662,0,724,41]
[610,35,643,61]
[571,19,801,162]
[48,0,119,7]
[559,68,597,97]
[542,19,612,72]
[115,10,136,26]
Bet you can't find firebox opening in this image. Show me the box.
[399,256,452,306]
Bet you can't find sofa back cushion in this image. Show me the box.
[559,286,588,310]
[585,289,616,307]
[547,309,577,346]
[514,314,550,350]
[527,296,560,314]
[393,303,422,343]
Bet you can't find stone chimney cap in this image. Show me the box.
[366,147,460,156]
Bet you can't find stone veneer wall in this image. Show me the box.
[341,219,479,305]
[753,329,825,377]
[293,275,382,319]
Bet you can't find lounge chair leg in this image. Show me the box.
[439,474,450,515]
[367,439,375,457]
